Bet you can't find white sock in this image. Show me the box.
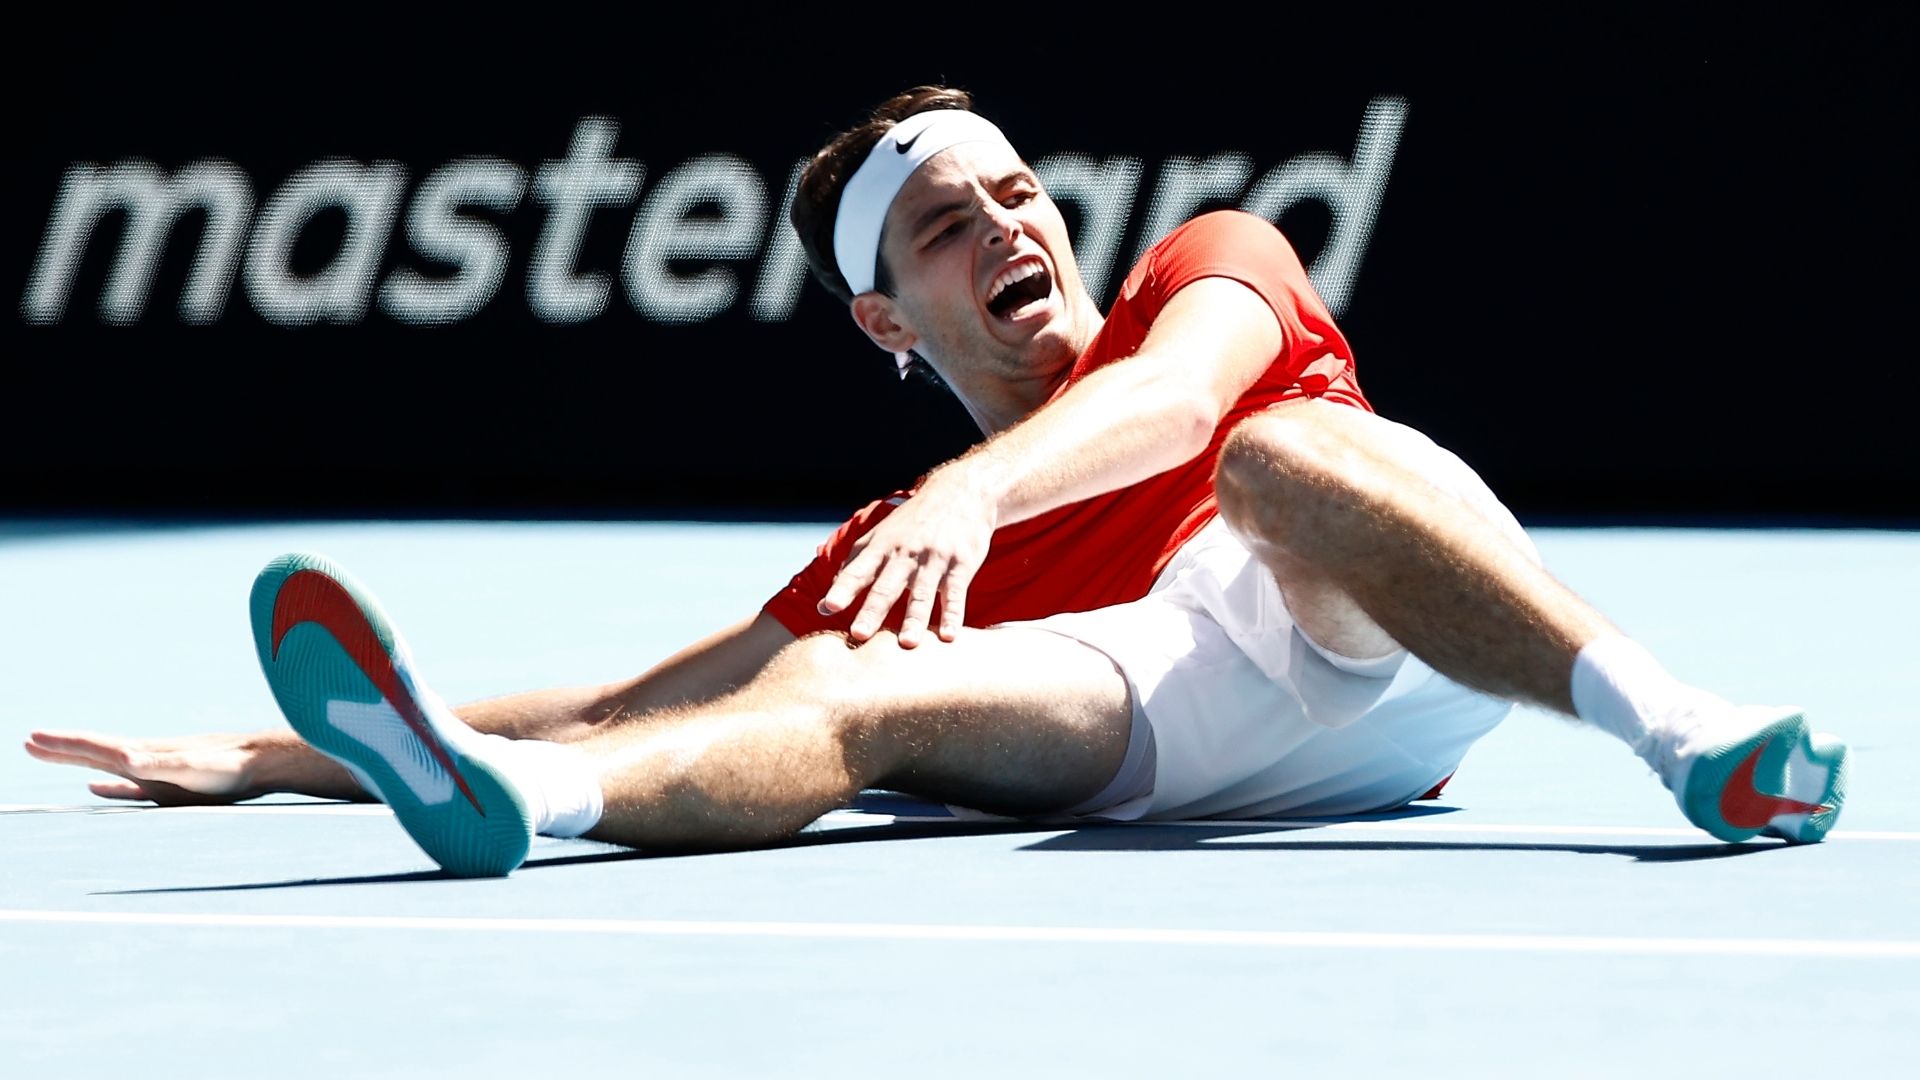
[483,736,605,838]
[1569,634,1725,765]
[414,683,606,838]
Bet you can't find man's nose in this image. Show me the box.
[981,203,1022,247]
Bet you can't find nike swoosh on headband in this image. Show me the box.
[832,109,1014,296]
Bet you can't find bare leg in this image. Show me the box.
[23,681,631,804]
[1213,398,1614,714]
[24,614,789,803]
[576,627,1134,851]
[1208,400,1852,845]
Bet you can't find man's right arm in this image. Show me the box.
[23,611,800,804]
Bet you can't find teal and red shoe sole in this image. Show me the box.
[1679,710,1848,844]
[249,552,533,877]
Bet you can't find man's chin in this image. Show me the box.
[1016,338,1079,384]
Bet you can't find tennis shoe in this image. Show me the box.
[249,552,534,877]
[1642,702,1848,844]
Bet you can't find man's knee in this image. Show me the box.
[758,629,928,741]
[1214,399,1371,548]
[759,630,877,707]
[767,629,856,671]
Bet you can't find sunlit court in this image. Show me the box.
[3,522,1917,1075]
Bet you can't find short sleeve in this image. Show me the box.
[760,494,906,637]
[1144,209,1339,383]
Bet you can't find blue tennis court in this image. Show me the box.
[3,519,1916,1077]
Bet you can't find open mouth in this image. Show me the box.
[985,258,1054,322]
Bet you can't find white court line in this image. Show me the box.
[1174,820,1920,843]
[0,802,395,817]
[3,803,1917,841]
[0,909,1914,959]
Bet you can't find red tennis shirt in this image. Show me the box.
[764,209,1373,637]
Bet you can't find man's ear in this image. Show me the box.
[850,293,917,355]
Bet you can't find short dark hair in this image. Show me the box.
[790,85,976,307]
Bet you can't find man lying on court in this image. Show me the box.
[26,86,1848,876]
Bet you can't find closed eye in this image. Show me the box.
[924,220,964,248]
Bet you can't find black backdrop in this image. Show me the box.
[7,8,1914,524]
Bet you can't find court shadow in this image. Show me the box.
[98,867,465,893]
[92,820,1049,894]
[94,801,1750,894]
[840,790,1469,827]
[1016,825,1788,862]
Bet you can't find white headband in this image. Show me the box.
[832,109,1013,298]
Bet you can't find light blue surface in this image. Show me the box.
[3,521,1917,1078]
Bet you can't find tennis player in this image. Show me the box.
[26,86,1847,876]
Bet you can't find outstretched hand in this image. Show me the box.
[24,729,269,805]
[816,469,997,647]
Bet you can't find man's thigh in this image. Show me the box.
[1226,399,1540,662]
[831,625,1134,817]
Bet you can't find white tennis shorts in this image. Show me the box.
[994,411,1541,822]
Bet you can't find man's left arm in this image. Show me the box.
[819,276,1283,645]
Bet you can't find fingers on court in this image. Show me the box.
[22,740,80,768]
[28,730,119,754]
[25,732,144,776]
[88,780,149,801]
[23,739,112,772]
